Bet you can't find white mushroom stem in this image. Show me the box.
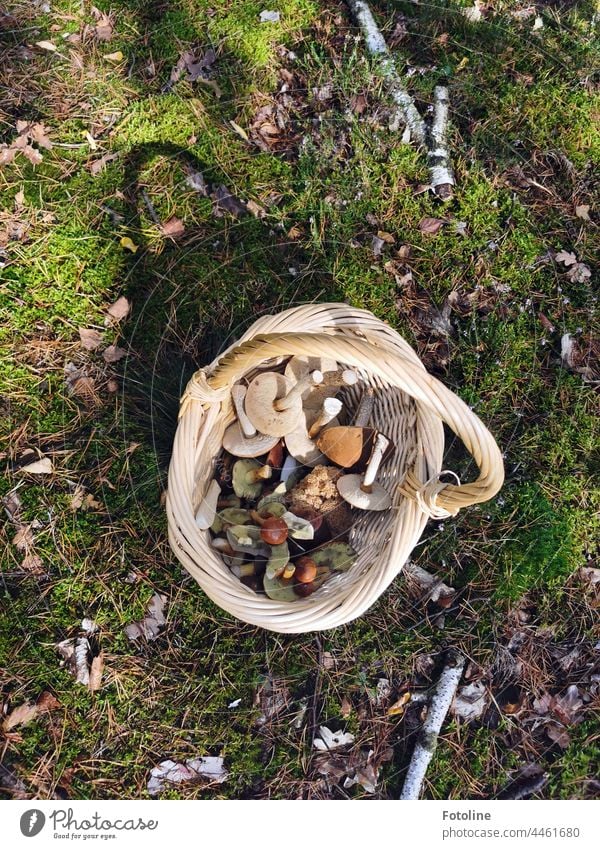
[399,651,466,800]
[245,465,272,484]
[274,370,323,411]
[348,0,455,200]
[319,368,358,388]
[231,384,256,438]
[362,433,389,491]
[308,397,343,438]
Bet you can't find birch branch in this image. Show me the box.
[399,650,465,800]
[347,0,455,200]
[347,0,425,145]
[426,86,454,201]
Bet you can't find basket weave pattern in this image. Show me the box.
[167,304,504,633]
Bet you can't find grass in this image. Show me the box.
[0,0,598,799]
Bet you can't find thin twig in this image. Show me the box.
[399,650,465,799]
[347,0,455,200]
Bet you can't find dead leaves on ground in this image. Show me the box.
[2,691,61,736]
[124,594,167,641]
[0,121,52,168]
[56,619,104,692]
[148,756,228,796]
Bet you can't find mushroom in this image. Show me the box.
[284,397,343,467]
[218,508,253,526]
[195,479,221,530]
[232,458,272,499]
[263,572,297,602]
[259,517,289,546]
[295,556,317,584]
[244,370,324,437]
[312,542,357,572]
[226,524,270,557]
[281,511,314,540]
[265,542,290,579]
[336,432,392,511]
[316,387,377,468]
[222,384,280,458]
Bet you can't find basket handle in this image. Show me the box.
[192,331,504,517]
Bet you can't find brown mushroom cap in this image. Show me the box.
[244,372,302,437]
[316,425,376,469]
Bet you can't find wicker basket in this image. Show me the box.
[167,304,504,633]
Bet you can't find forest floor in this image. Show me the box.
[0,0,598,800]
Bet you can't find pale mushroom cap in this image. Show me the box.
[337,474,391,511]
[284,406,339,467]
[244,372,301,437]
[222,422,280,458]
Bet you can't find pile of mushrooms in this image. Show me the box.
[196,356,394,601]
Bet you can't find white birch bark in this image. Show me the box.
[348,0,455,200]
[399,651,465,799]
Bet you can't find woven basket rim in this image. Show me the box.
[166,304,504,633]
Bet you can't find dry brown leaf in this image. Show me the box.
[575,204,590,220]
[89,152,118,175]
[13,525,33,551]
[21,145,43,166]
[106,295,130,321]
[79,327,103,350]
[124,594,167,641]
[555,249,577,267]
[37,691,61,711]
[246,200,266,219]
[102,344,126,363]
[21,554,44,574]
[419,217,446,235]
[2,702,38,732]
[89,653,104,692]
[160,216,185,238]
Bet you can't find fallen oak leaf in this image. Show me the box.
[2,702,39,732]
[102,344,126,363]
[575,204,590,220]
[79,327,103,350]
[555,249,577,267]
[89,152,118,175]
[21,554,45,574]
